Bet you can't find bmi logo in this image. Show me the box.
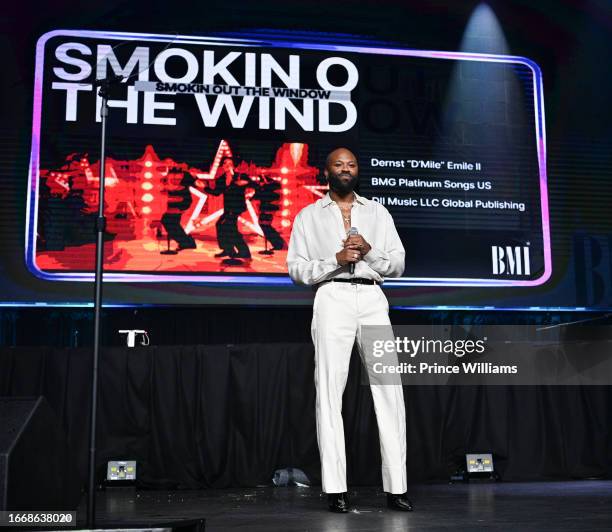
[491,245,531,275]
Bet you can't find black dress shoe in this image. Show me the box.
[327,492,350,513]
[387,493,413,511]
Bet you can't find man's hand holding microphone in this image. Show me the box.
[335,227,372,272]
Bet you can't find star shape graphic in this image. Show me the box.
[303,185,329,198]
[184,140,263,236]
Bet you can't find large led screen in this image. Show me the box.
[27,30,549,287]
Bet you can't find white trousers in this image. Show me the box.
[311,281,407,494]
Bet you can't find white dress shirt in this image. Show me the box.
[287,192,405,285]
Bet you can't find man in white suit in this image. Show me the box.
[287,147,413,513]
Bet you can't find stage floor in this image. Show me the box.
[74,480,612,531]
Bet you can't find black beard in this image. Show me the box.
[328,173,357,195]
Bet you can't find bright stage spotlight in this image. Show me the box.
[438,2,526,170]
[459,2,510,54]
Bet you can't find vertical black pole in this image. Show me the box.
[87,86,108,530]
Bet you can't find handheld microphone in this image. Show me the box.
[348,227,358,274]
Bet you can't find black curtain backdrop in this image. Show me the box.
[1,343,611,489]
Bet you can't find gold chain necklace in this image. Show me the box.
[339,202,354,223]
